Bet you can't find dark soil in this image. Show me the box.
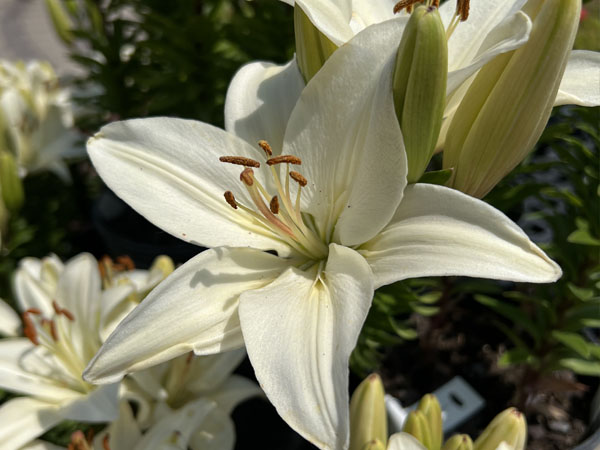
[379,289,597,449]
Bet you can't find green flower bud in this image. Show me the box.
[393,5,447,183]
[350,373,388,450]
[0,152,24,212]
[443,0,581,198]
[416,394,443,450]
[44,0,74,45]
[473,407,527,450]
[443,434,474,450]
[362,439,387,450]
[403,410,433,449]
[294,4,338,83]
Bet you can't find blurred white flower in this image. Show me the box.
[0,60,83,182]
[0,253,170,449]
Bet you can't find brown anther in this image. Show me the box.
[240,168,254,186]
[22,313,39,345]
[86,428,95,443]
[49,320,58,341]
[393,0,421,14]
[116,255,135,271]
[103,434,111,450]
[456,0,469,21]
[289,171,308,187]
[431,0,439,7]
[266,155,302,166]
[186,351,194,364]
[61,307,75,322]
[224,191,238,209]
[219,156,260,168]
[258,140,273,156]
[269,196,280,214]
[25,308,42,315]
[52,300,61,315]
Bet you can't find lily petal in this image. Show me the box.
[360,184,561,288]
[60,383,120,423]
[0,397,62,450]
[554,50,600,106]
[387,432,428,450]
[189,404,236,450]
[209,374,263,415]
[295,0,354,45]
[225,58,305,152]
[238,244,374,450]
[0,339,78,401]
[186,348,247,393]
[55,253,102,362]
[285,18,406,246]
[0,298,20,336]
[13,268,54,317]
[87,118,294,256]
[84,247,288,384]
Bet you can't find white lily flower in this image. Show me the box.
[0,253,138,450]
[0,60,83,182]
[124,348,260,450]
[23,400,226,450]
[84,19,560,450]
[262,1,598,141]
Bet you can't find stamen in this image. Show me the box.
[61,308,75,321]
[219,156,260,168]
[289,171,307,187]
[266,155,302,166]
[224,191,238,209]
[116,255,135,271]
[52,300,61,315]
[103,434,111,450]
[393,0,420,14]
[258,140,273,156]
[270,196,280,214]
[456,0,469,21]
[22,312,39,345]
[26,308,42,315]
[186,351,194,364]
[240,168,254,186]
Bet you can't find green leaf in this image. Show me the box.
[568,229,600,246]
[498,348,536,367]
[567,283,596,301]
[558,358,600,376]
[418,168,453,186]
[551,331,591,358]
[475,295,541,343]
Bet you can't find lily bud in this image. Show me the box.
[294,4,338,82]
[473,408,527,450]
[443,434,473,450]
[150,255,175,278]
[443,0,581,198]
[0,152,24,212]
[393,5,447,183]
[44,0,74,45]
[403,410,433,449]
[416,394,443,450]
[350,373,388,450]
[362,439,387,450]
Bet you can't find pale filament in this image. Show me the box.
[220,144,328,260]
[22,304,91,392]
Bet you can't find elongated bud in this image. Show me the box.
[416,394,442,450]
[473,408,527,450]
[403,410,433,449]
[443,0,581,198]
[362,439,386,450]
[0,152,24,212]
[150,255,175,278]
[294,4,338,82]
[393,5,447,183]
[44,0,74,45]
[350,374,388,450]
[443,435,473,450]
